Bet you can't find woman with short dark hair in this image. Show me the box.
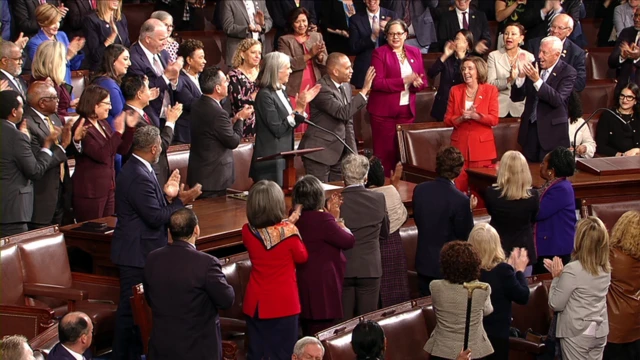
[351,320,386,360]
[292,175,355,336]
[242,180,308,359]
[595,82,640,157]
[173,39,206,144]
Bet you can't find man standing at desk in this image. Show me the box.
[111,125,202,360]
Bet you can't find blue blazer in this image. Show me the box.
[82,12,130,71]
[172,70,202,144]
[348,7,397,89]
[47,343,92,360]
[536,179,576,257]
[25,29,84,84]
[127,42,173,119]
[526,37,586,92]
[92,76,125,173]
[413,177,474,278]
[111,156,184,268]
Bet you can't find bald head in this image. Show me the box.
[59,311,93,352]
[139,18,169,54]
[549,14,574,40]
[326,52,353,84]
[26,81,56,109]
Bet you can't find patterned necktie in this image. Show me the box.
[403,1,411,27]
[547,10,556,35]
[143,112,152,125]
[339,85,348,105]
[152,56,163,77]
[462,11,469,30]
[372,14,379,47]
[45,116,65,181]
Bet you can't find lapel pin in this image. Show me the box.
[472,15,475,19]
[553,73,557,76]
[411,58,414,63]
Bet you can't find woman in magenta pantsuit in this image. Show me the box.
[368,19,426,176]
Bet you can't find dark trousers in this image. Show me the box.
[199,189,227,199]
[112,266,144,360]
[246,310,298,360]
[485,336,510,360]
[302,156,343,183]
[533,254,572,275]
[0,222,28,238]
[604,339,640,360]
[29,183,65,230]
[342,277,380,320]
[522,121,548,163]
[418,274,437,297]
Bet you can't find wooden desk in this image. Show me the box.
[467,164,640,200]
[62,180,416,276]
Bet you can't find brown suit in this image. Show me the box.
[277,32,327,99]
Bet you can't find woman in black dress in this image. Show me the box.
[595,82,640,157]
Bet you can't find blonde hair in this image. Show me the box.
[468,223,505,270]
[97,0,122,22]
[610,211,640,260]
[572,217,611,276]
[36,3,62,28]
[32,41,66,85]
[493,151,533,200]
[232,38,261,69]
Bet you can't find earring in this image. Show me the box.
[241,57,245,64]
[548,172,552,176]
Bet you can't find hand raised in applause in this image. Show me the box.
[325,193,343,219]
[14,32,29,50]
[68,37,86,55]
[178,183,203,204]
[0,79,10,92]
[294,84,322,112]
[390,162,403,189]
[361,66,376,95]
[59,121,73,148]
[18,118,31,140]
[521,61,540,82]
[474,40,489,55]
[165,103,183,124]
[543,256,564,278]
[254,10,265,27]
[235,104,254,123]
[164,169,181,199]
[507,248,529,272]
[73,118,88,142]
[43,125,62,148]
[288,204,303,224]
[164,57,184,82]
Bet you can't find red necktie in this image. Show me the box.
[90,0,96,9]
[462,11,469,30]
[143,113,152,125]
[40,0,46,4]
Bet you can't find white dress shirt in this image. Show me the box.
[30,107,80,154]
[243,0,259,40]
[0,69,24,94]
[61,345,84,360]
[127,104,175,131]
[275,87,297,127]
[455,7,469,29]
[132,153,154,174]
[182,69,201,92]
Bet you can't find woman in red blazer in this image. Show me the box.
[72,85,136,222]
[367,19,427,176]
[444,56,499,199]
[242,180,308,359]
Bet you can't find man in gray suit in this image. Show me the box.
[381,0,439,53]
[299,53,375,182]
[221,0,272,66]
[187,66,253,198]
[339,154,389,319]
[0,90,70,237]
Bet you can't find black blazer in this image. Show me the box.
[63,0,95,39]
[187,96,243,192]
[595,110,640,156]
[172,71,202,144]
[413,177,474,278]
[480,263,530,339]
[348,7,397,89]
[143,241,235,360]
[526,37,586,92]
[322,0,353,54]
[83,12,130,71]
[268,0,317,31]
[609,26,640,96]
[437,8,491,52]
[11,0,59,38]
[127,42,173,119]
[427,55,464,121]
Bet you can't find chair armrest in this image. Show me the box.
[509,337,547,355]
[71,272,120,287]
[0,304,56,339]
[220,317,247,334]
[23,283,88,301]
[71,272,120,304]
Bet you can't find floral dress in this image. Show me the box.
[228,68,258,137]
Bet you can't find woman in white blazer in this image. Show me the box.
[487,24,534,118]
[567,91,596,158]
[545,217,612,360]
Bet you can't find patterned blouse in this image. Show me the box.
[228,67,258,137]
[166,39,179,63]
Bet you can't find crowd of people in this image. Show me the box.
[1,0,640,360]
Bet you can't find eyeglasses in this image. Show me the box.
[620,94,636,101]
[5,56,24,62]
[100,101,112,106]
[549,25,570,31]
[387,32,406,38]
[42,96,59,101]
[164,23,174,30]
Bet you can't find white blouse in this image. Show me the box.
[399,58,412,106]
[568,117,596,159]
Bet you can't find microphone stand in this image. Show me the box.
[303,119,356,155]
[573,108,629,160]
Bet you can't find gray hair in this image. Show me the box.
[292,175,325,211]
[552,13,574,30]
[150,10,172,23]
[246,180,287,228]
[0,41,19,59]
[293,337,324,357]
[258,51,290,90]
[139,18,164,41]
[342,154,370,185]
[540,36,563,54]
[132,124,160,151]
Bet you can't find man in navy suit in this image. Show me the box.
[349,0,396,88]
[436,0,492,54]
[127,18,182,122]
[110,125,201,360]
[526,14,586,92]
[381,0,437,53]
[512,36,577,163]
[608,6,640,95]
[143,208,235,360]
[413,146,474,296]
[47,312,93,360]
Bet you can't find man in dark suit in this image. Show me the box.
[121,74,180,189]
[300,53,372,182]
[525,0,563,40]
[0,90,69,237]
[62,0,95,38]
[349,0,396,88]
[24,82,84,228]
[413,146,474,296]
[339,154,389,319]
[512,36,577,162]
[127,18,182,121]
[526,14,586,92]
[382,0,437,53]
[47,312,93,360]
[608,6,640,95]
[436,0,492,54]
[0,41,28,99]
[187,66,252,198]
[110,125,202,360]
[11,0,65,39]
[143,208,235,360]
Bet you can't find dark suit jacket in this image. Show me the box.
[82,12,130,71]
[0,71,28,100]
[413,177,474,278]
[381,0,438,46]
[511,60,576,153]
[609,26,640,95]
[348,7,397,89]
[172,71,202,144]
[187,95,243,192]
[340,185,389,278]
[47,343,92,360]
[322,0,352,54]
[427,55,464,121]
[300,75,364,166]
[525,0,558,39]
[143,240,235,360]
[526,37,586,92]
[437,8,491,52]
[595,109,640,156]
[268,0,317,31]
[23,107,72,225]
[127,42,173,119]
[11,0,59,38]
[63,0,95,39]
[0,119,63,224]
[111,156,184,268]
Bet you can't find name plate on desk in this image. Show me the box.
[576,157,640,175]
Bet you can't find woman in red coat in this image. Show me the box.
[242,180,308,359]
[367,19,427,176]
[444,56,499,198]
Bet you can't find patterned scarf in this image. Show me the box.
[249,220,301,250]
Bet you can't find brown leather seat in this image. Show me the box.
[422,53,442,89]
[167,144,191,187]
[219,252,252,333]
[230,142,255,191]
[581,195,640,231]
[415,90,438,123]
[585,48,616,80]
[398,219,419,299]
[581,18,603,49]
[122,3,157,42]
[581,80,616,115]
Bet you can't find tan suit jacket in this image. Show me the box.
[487,48,534,118]
[277,32,327,98]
